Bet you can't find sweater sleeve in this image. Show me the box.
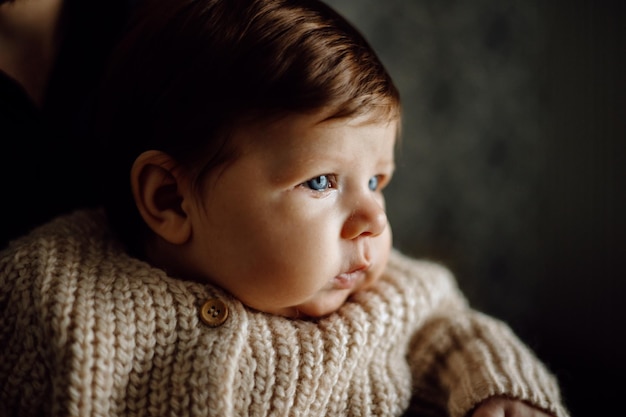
[389,253,570,417]
[408,308,570,417]
[0,241,52,417]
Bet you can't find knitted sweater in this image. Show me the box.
[0,210,569,417]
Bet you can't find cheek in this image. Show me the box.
[368,223,393,283]
[251,218,338,275]
[262,196,342,251]
[242,210,343,296]
[384,221,393,249]
[218,198,338,273]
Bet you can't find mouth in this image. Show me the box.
[332,264,368,290]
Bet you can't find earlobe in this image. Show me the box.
[131,150,192,245]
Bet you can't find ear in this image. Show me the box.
[131,150,192,245]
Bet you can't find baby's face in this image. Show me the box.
[184,111,397,318]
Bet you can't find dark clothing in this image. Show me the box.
[0,71,96,249]
[0,0,131,249]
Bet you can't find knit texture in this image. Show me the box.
[0,210,569,417]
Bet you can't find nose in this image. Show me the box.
[341,195,388,240]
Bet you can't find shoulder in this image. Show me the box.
[360,248,470,319]
[0,208,236,354]
[1,209,104,271]
[1,209,221,297]
[385,250,463,296]
[386,249,455,282]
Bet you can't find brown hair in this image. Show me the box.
[94,0,400,255]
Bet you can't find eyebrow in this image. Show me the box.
[378,159,396,171]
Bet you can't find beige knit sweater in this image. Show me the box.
[0,210,569,417]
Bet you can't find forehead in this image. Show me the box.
[196,111,397,193]
[235,111,399,158]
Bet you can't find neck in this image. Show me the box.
[0,0,65,106]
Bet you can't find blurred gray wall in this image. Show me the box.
[325,1,626,415]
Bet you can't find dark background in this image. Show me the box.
[326,0,625,415]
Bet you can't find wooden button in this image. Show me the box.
[200,298,229,327]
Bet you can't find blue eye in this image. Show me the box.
[368,175,379,191]
[305,175,330,191]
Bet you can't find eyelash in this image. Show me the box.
[301,174,385,192]
[368,175,381,191]
[303,175,335,191]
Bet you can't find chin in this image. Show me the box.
[292,292,352,319]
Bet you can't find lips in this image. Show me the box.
[333,265,368,290]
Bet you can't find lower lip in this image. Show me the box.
[333,270,366,290]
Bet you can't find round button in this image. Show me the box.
[200,298,229,327]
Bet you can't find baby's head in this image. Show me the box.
[96,0,400,318]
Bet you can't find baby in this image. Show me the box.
[0,0,569,416]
